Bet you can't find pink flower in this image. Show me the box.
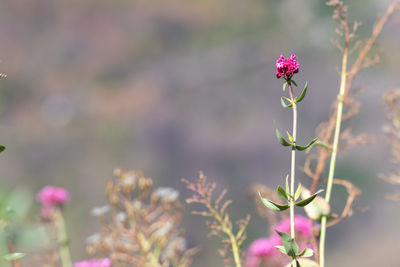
[275,54,300,80]
[37,186,69,208]
[248,238,274,257]
[74,258,112,267]
[246,238,279,267]
[270,215,312,245]
[246,215,312,267]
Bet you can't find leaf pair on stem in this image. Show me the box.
[259,181,323,212]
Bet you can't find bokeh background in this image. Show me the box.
[0,0,400,266]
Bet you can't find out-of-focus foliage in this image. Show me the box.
[86,169,198,266]
[0,187,43,267]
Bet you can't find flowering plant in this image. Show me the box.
[258,53,321,267]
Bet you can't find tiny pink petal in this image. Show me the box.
[37,186,69,207]
[74,258,112,267]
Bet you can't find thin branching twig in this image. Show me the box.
[182,172,250,267]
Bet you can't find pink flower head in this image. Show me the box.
[246,215,313,267]
[275,54,300,80]
[270,215,312,245]
[37,186,69,208]
[248,238,274,257]
[246,238,275,267]
[74,258,112,267]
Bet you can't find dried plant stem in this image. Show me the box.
[288,83,297,267]
[54,210,72,267]
[183,173,249,267]
[205,201,242,267]
[346,0,399,94]
[319,44,348,267]
[318,2,399,266]
[136,231,162,267]
[7,239,21,267]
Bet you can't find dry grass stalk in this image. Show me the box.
[380,89,400,202]
[182,172,250,267]
[304,0,399,227]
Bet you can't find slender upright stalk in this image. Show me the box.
[319,46,348,267]
[288,82,297,267]
[7,239,21,267]
[204,202,242,267]
[54,209,73,267]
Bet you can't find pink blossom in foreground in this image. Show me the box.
[248,238,275,257]
[246,238,275,267]
[74,258,112,267]
[246,215,312,267]
[270,215,312,245]
[275,54,300,80]
[37,186,69,208]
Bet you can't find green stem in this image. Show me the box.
[319,46,348,267]
[205,203,242,267]
[289,82,297,267]
[54,209,73,267]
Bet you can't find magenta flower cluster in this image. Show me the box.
[275,54,300,80]
[246,215,312,267]
[37,185,69,208]
[74,258,112,267]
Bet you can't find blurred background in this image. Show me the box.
[0,0,399,266]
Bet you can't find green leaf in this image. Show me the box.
[277,186,289,201]
[275,245,287,255]
[294,184,302,201]
[291,80,298,87]
[283,81,288,92]
[314,140,332,151]
[285,259,320,267]
[295,138,318,151]
[275,230,298,259]
[298,248,314,258]
[286,131,294,144]
[3,253,26,261]
[281,97,293,108]
[274,121,292,147]
[295,81,308,104]
[259,192,290,211]
[295,189,324,207]
[5,206,15,215]
[0,145,5,153]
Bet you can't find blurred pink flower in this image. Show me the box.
[246,215,312,267]
[74,258,112,267]
[275,54,300,80]
[246,238,276,267]
[248,238,274,257]
[37,186,69,208]
[272,215,312,242]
